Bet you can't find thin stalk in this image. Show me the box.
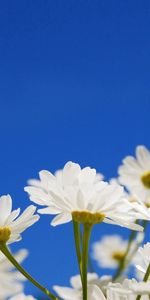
[82,224,92,300]
[79,228,95,273]
[113,220,147,281]
[73,221,82,280]
[136,262,150,300]
[0,243,58,300]
[113,229,136,281]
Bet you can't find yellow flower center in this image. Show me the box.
[141,171,150,189]
[72,211,105,224]
[0,227,11,243]
[112,251,125,261]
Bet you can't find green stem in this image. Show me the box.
[113,220,147,281]
[73,221,82,280]
[82,224,92,300]
[136,262,150,300]
[113,230,136,281]
[0,243,58,300]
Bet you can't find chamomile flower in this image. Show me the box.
[92,235,131,269]
[0,195,39,244]
[53,273,106,300]
[9,294,36,300]
[0,248,28,299]
[25,161,142,230]
[118,145,150,206]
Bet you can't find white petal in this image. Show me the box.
[10,206,39,236]
[51,213,72,226]
[88,285,106,300]
[62,161,81,186]
[5,209,21,225]
[38,206,62,215]
[79,167,96,184]
[53,286,80,300]
[70,274,82,289]
[136,145,150,169]
[39,170,55,182]
[0,195,12,226]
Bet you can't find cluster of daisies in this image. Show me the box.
[1,145,150,300]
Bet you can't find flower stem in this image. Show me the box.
[113,220,147,281]
[73,221,82,280]
[136,262,150,300]
[82,224,92,300]
[113,229,136,281]
[0,243,58,300]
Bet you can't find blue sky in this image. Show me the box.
[0,0,150,297]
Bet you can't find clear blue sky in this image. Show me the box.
[0,0,150,297]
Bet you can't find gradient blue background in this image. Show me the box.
[0,0,150,297]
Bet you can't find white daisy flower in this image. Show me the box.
[9,293,36,300]
[118,145,150,206]
[0,248,28,299]
[24,161,143,230]
[92,235,133,269]
[0,194,39,244]
[107,278,150,299]
[135,243,150,281]
[53,273,106,300]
